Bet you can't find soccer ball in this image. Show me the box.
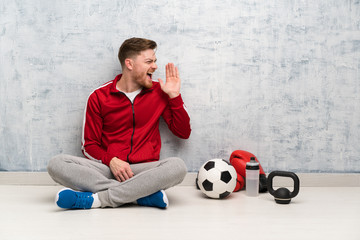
[197,159,237,199]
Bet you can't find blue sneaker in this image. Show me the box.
[137,190,169,209]
[56,188,94,209]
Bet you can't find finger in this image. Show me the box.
[169,63,175,77]
[122,170,130,180]
[166,64,170,79]
[114,174,121,182]
[119,172,127,182]
[126,168,134,178]
[175,66,179,79]
[123,164,134,178]
[115,172,124,182]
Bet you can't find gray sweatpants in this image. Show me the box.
[47,154,187,208]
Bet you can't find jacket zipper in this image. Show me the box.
[127,101,135,162]
[118,89,151,162]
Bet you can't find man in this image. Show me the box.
[47,37,191,209]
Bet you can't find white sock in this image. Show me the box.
[91,193,101,208]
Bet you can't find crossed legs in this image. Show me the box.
[47,154,187,208]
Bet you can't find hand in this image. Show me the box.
[158,63,181,99]
[109,157,134,182]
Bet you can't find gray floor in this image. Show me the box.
[0,185,359,240]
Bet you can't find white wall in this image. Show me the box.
[0,0,359,172]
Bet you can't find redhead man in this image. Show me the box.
[47,37,191,209]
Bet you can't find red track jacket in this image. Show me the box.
[81,74,191,166]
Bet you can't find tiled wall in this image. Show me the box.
[0,0,359,172]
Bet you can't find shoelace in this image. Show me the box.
[74,193,93,209]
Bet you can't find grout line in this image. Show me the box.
[0,172,359,187]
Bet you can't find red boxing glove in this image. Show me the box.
[229,150,267,192]
[234,173,245,192]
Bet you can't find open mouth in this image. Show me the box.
[147,72,153,79]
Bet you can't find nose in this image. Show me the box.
[152,62,157,70]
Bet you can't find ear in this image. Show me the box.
[124,58,134,70]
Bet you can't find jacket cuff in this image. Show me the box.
[103,153,116,166]
[168,94,184,109]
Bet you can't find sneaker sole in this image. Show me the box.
[161,190,169,208]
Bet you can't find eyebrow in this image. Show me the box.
[145,58,157,62]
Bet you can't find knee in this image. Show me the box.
[170,157,188,181]
[47,154,67,176]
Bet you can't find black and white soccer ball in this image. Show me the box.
[197,159,237,199]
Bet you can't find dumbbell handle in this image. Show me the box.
[267,171,300,198]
